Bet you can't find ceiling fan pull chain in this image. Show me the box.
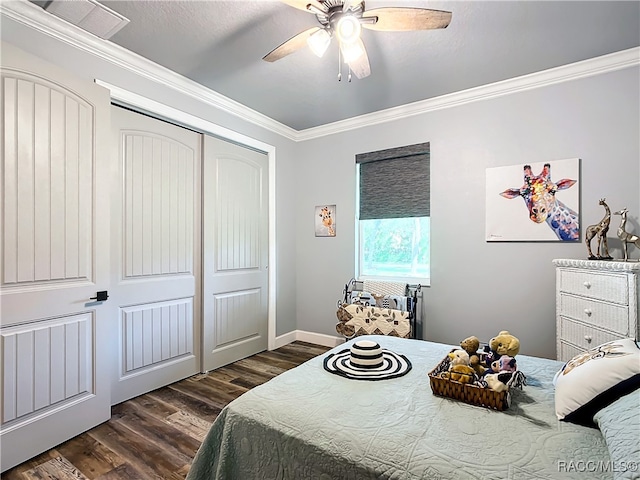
[338,45,342,81]
[348,65,352,82]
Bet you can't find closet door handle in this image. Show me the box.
[583,281,591,289]
[584,308,592,317]
[90,290,109,302]
[584,335,592,343]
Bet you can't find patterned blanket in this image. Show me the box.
[336,303,411,338]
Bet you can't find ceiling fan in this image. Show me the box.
[263,0,452,80]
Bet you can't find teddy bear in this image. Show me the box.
[484,330,520,368]
[460,336,486,376]
[439,349,476,384]
[441,364,476,384]
[447,349,470,367]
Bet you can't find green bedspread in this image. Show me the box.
[187,336,612,480]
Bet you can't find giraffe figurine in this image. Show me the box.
[614,208,640,261]
[500,163,580,241]
[584,198,612,260]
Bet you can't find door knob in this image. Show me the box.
[90,291,109,302]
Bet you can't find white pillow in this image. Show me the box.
[555,338,640,426]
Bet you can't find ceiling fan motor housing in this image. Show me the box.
[314,0,365,30]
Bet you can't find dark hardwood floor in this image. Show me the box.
[3,341,330,480]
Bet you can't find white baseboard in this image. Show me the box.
[273,331,297,349]
[273,330,345,349]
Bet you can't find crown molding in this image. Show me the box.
[296,46,640,141]
[2,0,638,143]
[0,0,299,141]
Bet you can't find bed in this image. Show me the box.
[186,336,638,480]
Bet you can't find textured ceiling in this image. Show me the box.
[66,1,640,130]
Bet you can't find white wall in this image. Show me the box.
[295,66,640,359]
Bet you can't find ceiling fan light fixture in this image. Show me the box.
[307,28,331,57]
[336,15,361,44]
[340,39,363,63]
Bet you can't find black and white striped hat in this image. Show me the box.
[323,340,412,380]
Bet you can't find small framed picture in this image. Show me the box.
[315,205,336,237]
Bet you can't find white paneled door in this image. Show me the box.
[110,107,201,404]
[0,43,113,471]
[202,136,269,371]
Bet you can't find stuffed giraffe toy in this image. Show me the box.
[500,163,579,241]
[585,198,612,260]
[614,208,640,261]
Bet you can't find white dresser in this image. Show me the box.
[553,259,640,362]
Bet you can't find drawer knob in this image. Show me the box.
[583,281,591,288]
[584,308,593,316]
[584,335,592,343]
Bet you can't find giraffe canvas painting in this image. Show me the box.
[486,158,580,241]
[315,205,337,237]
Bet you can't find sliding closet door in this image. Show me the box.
[202,135,268,372]
[110,107,201,404]
[0,43,113,472]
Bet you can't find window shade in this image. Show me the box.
[356,142,430,220]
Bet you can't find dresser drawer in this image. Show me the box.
[558,317,623,351]
[558,294,630,335]
[558,269,629,304]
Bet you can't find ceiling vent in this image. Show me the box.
[43,0,130,39]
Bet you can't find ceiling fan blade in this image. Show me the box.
[279,0,326,13]
[263,27,321,62]
[346,38,371,79]
[362,7,452,31]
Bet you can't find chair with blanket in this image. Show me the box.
[336,279,421,339]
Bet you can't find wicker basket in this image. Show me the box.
[428,349,525,411]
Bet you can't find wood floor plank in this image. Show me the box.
[127,392,180,419]
[166,410,213,442]
[87,421,187,479]
[201,365,248,385]
[234,356,289,375]
[111,401,202,461]
[1,450,63,479]
[145,386,222,423]
[2,341,330,479]
[167,376,246,409]
[213,362,276,388]
[56,434,126,479]
[93,462,146,480]
[22,456,88,480]
[195,373,252,398]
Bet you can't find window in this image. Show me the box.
[356,142,430,284]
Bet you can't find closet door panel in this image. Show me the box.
[110,106,201,405]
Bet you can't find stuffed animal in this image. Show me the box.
[490,330,520,357]
[441,364,476,384]
[488,355,517,374]
[484,373,508,392]
[447,349,470,367]
[484,330,520,367]
[460,336,485,376]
